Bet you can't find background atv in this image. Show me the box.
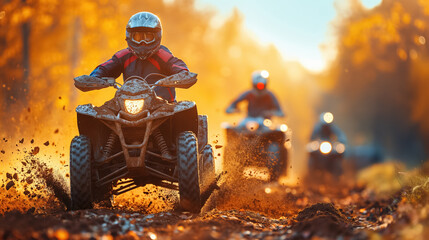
[306,139,346,179]
[222,116,290,182]
[70,71,215,213]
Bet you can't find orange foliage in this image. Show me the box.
[0,0,316,177]
[328,0,429,163]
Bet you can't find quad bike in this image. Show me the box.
[69,71,215,213]
[306,139,346,178]
[222,115,290,182]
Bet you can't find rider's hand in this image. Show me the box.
[102,77,116,86]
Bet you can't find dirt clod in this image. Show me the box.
[292,203,356,239]
[31,147,40,155]
[6,181,15,190]
[26,177,33,184]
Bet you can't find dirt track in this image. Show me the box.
[0,171,420,239]
[0,141,428,239]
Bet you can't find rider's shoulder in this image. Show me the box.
[155,45,173,62]
[266,89,278,97]
[239,90,253,99]
[114,48,132,59]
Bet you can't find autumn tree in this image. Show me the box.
[327,0,429,164]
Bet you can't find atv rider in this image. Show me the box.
[310,112,347,144]
[89,12,189,104]
[308,112,347,176]
[85,11,189,160]
[226,70,284,123]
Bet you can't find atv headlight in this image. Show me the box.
[334,143,346,154]
[263,119,272,127]
[124,99,144,115]
[245,121,259,131]
[320,141,332,154]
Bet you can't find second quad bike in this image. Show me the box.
[69,71,215,213]
[222,116,290,182]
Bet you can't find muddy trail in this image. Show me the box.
[1,139,429,239]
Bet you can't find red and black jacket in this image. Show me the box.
[90,45,188,102]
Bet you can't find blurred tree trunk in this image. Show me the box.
[20,0,29,99]
[21,1,29,84]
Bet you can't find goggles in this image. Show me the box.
[130,31,156,45]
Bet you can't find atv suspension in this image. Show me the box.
[103,132,118,158]
[153,129,172,159]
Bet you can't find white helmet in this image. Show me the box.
[125,12,162,60]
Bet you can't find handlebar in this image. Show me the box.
[74,71,198,92]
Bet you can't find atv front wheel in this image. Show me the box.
[70,135,93,210]
[177,131,201,213]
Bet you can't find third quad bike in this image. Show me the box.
[222,116,290,181]
[69,71,215,213]
[306,139,346,177]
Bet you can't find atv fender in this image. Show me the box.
[76,106,112,161]
[198,115,208,152]
[172,102,198,139]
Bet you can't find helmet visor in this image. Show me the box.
[131,31,156,45]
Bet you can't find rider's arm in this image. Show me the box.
[154,46,189,74]
[90,49,128,79]
[332,124,347,144]
[226,91,250,113]
[310,123,322,140]
[268,91,285,117]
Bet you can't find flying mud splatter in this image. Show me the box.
[0,140,70,214]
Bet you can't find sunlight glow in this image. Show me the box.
[261,70,269,79]
[360,0,382,9]
[298,57,327,73]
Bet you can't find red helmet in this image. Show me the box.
[252,70,269,90]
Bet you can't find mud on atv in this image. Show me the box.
[70,71,215,213]
[222,117,290,182]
